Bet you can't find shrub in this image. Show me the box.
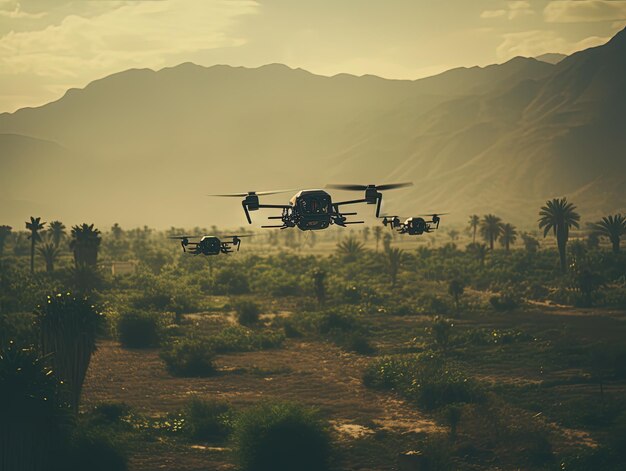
[363,351,483,410]
[117,311,160,348]
[64,431,128,471]
[214,268,249,295]
[0,312,37,349]
[0,342,69,471]
[429,316,454,350]
[489,293,518,311]
[233,402,331,471]
[209,326,285,353]
[341,332,376,355]
[183,398,233,442]
[317,309,356,334]
[160,339,216,377]
[235,300,261,326]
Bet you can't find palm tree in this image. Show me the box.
[448,279,465,316]
[0,225,11,260]
[312,269,326,305]
[499,223,518,252]
[538,198,580,273]
[521,232,540,254]
[47,221,66,248]
[70,223,101,267]
[362,226,370,243]
[37,237,61,273]
[25,217,45,274]
[386,247,405,287]
[382,232,392,252]
[37,292,102,413]
[373,226,383,251]
[480,214,503,250]
[337,236,365,262]
[468,215,479,243]
[592,214,626,253]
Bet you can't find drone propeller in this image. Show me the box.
[419,212,450,217]
[221,234,254,238]
[326,182,413,191]
[209,189,297,197]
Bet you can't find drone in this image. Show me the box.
[169,235,251,255]
[381,213,447,235]
[212,183,413,231]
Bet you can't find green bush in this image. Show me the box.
[317,309,356,334]
[233,401,331,471]
[117,311,160,348]
[209,326,285,353]
[214,268,250,295]
[235,300,261,326]
[183,397,233,442]
[64,431,128,471]
[0,312,37,348]
[363,351,483,410]
[160,339,216,377]
[489,293,518,311]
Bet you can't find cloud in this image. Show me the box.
[481,9,507,19]
[496,29,609,59]
[544,1,626,23]
[481,1,534,20]
[0,1,46,18]
[0,0,258,77]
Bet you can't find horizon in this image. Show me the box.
[2,0,625,112]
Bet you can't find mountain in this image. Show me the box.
[1,29,625,230]
[535,53,567,64]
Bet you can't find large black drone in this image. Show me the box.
[169,235,251,255]
[212,183,413,231]
[381,213,447,235]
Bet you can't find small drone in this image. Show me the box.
[212,183,413,231]
[169,235,251,255]
[381,213,447,235]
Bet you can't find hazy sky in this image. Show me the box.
[1,0,625,112]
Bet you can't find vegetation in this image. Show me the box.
[233,401,331,471]
[117,310,161,348]
[593,214,626,253]
[36,293,103,412]
[539,198,580,273]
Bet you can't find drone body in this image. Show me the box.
[382,214,444,235]
[214,183,413,231]
[169,235,248,255]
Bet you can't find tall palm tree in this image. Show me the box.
[592,214,626,254]
[0,225,11,259]
[373,226,383,251]
[47,221,66,248]
[499,223,518,252]
[468,215,479,243]
[25,217,46,274]
[37,237,61,273]
[386,247,405,287]
[337,236,365,262]
[538,198,580,273]
[480,214,503,250]
[70,223,101,267]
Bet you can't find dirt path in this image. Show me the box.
[82,340,441,470]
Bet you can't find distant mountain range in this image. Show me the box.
[1,28,625,230]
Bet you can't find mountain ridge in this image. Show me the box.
[1,28,625,229]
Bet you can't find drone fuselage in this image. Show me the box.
[195,236,223,255]
[289,190,333,231]
[402,217,431,235]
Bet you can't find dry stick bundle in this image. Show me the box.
[37,293,102,412]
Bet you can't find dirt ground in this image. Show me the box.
[81,305,626,470]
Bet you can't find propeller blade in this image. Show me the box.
[376,182,413,191]
[209,189,297,197]
[419,212,450,216]
[326,182,413,191]
[168,235,198,239]
[221,234,254,238]
[326,183,367,191]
